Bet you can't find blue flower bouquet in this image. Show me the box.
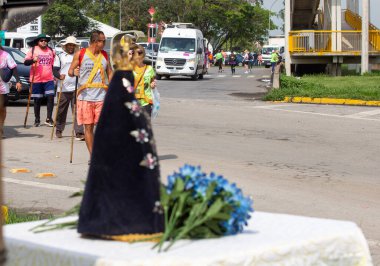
[155,164,253,251]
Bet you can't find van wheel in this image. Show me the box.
[156,74,162,80]
[191,69,198,80]
[198,74,204,79]
[191,74,198,80]
[165,75,170,79]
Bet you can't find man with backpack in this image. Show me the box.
[24,33,60,127]
[68,30,113,157]
[55,36,84,140]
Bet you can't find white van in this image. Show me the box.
[3,32,36,54]
[261,45,284,68]
[155,24,206,80]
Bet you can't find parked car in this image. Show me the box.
[137,42,159,65]
[3,46,31,101]
[224,53,244,66]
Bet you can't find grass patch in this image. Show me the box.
[264,74,380,101]
[6,209,51,225]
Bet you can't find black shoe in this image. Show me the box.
[45,118,54,127]
[56,131,62,138]
[34,119,40,127]
[75,133,85,141]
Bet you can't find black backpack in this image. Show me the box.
[248,53,253,60]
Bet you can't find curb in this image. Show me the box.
[276,97,380,107]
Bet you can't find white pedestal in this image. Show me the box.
[4,212,373,266]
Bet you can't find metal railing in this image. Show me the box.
[345,9,380,51]
[289,30,380,54]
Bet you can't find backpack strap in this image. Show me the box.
[79,48,86,66]
[101,50,108,62]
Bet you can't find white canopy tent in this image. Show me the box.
[87,17,121,38]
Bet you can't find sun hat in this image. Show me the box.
[27,33,51,47]
[61,36,80,47]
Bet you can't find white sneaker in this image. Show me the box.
[244,71,249,74]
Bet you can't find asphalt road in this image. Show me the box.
[2,66,380,263]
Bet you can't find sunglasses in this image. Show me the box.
[136,50,143,55]
[39,39,48,43]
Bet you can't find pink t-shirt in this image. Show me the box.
[0,49,17,94]
[25,46,55,83]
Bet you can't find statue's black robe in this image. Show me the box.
[78,70,164,236]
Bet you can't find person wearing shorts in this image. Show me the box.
[0,46,22,136]
[24,33,58,127]
[68,30,113,156]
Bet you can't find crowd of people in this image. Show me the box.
[0,30,157,164]
[0,31,280,163]
[211,49,264,75]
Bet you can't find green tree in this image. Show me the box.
[42,0,97,38]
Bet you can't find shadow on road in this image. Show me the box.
[3,125,44,139]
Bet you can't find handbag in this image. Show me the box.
[0,66,13,83]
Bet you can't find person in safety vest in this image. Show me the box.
[132,45,156,118]
[68,30,113,156]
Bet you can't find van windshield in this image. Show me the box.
[159,38,195,52]
[262,47,279,54]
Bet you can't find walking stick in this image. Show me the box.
[70,76,79,163]
[51,80,64,140]
[24,62,37,128]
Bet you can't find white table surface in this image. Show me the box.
[4,212,373,266]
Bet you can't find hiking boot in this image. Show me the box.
[56,131,62,138]
[34,119,40,127]
[45,118,54,127]
[75,133,85,141]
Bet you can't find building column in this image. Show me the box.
[354,0,359,13]
[285,0,291,76]
[331,0,337,51]
[361,0,369,74]
[336,0,342,52]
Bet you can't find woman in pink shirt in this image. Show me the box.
[24,34,60,127]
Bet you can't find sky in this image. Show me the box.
[263,0,380,35]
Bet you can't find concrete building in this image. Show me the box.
[284,0,380,75]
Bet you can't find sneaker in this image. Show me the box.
[45,119,54,127]
[75,133,85,141]
[56,131,62,138]
[34,119,40,127]
[244,71,249,74]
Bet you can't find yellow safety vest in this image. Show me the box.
[77,49,108,97]
[134,65,153,105]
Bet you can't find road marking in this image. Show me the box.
[247,75,256,78]
[232,75,241,78]
[217,75,226,78]
[262,75,271,78]
[253,105,380,122]
[3,177,81,193]
[345,109,380,119]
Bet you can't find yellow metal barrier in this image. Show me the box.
[345,9,380,51]
[289,30,380,54]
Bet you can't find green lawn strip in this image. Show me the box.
[6,209,51,225]
[264,74,380,101]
